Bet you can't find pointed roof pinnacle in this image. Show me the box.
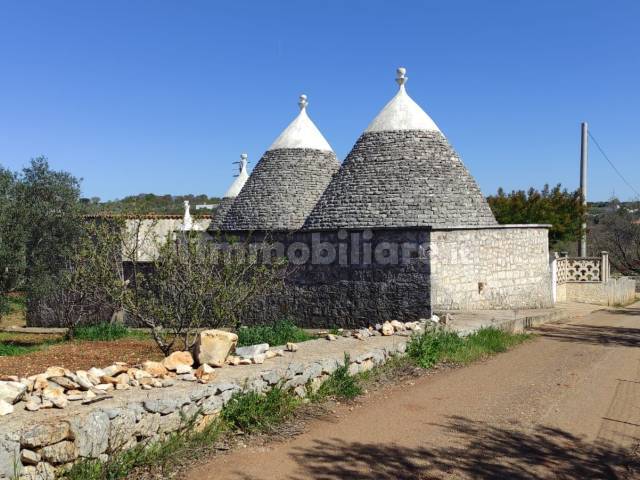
[365,67,441,134]
[268,94,333,152]
[223,153,250,198]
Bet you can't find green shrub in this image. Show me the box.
[0,342,40,356]
[314,354,362,400]
[407,327,530,368]
[221,386,300,433]
[71,322,145,342]
[237,319,313,347]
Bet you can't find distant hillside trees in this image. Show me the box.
[487,184,585,251]
[81,193,221,215]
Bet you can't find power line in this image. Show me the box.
[588,131,640,198]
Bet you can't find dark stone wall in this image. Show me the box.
[231,228,432,328]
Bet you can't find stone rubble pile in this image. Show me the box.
[0,318,439,420]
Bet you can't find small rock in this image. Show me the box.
[88,367,106,379]
[142,361,168,378]
[161,378,176,387]
[381,321,394,336]
[286,342,298,352]
[20,449,40,465]
[194,364,215,381]
[390,320,405,331]
[264,350,278,359]
[430,314,440,324]
[162,351,194,371]
[0,380,26,404]
[25,399,41,411]
[40,440,78,464]
[48,376,80,390]
[103,364,128,377]
[238,358,252,365]
[0,399,13,415]
[271,349,285,357]
[374,323,383,331]
[74,371,95,389]
[129,368,151,381]
[227,356,241,366]
[178,374,197,382]
[94,383,114,391]
[175,364,193,375]
[115,383,130,391]
[252,354,266,364]
[141,384,153,390]
[326,334,338,341]
[44,366,66,378]
[235,343,270,359]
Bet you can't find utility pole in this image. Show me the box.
[579,122,588,257]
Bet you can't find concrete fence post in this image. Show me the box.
[601,251,609,283]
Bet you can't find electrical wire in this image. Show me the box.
[588,131,640,198]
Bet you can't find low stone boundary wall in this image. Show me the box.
[0,334,412,479]
[556,277,636,306]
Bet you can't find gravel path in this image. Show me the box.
[186,303,640,479]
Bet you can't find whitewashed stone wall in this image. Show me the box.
[429,226,553,311]
[557,277,636,306]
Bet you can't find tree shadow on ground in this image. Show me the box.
[287,416,640,480]
[535,324,640,348]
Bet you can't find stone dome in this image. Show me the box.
[303,68,497,230]
[221,95,340,231]
[209,154,250,231]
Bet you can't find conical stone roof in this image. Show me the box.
[304,68,497,230]
[209,154,250,230]
[221,95,340,231]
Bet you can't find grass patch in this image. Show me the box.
[407,327,530,368]
[237,319,314,347]
[70,322,146,342]
[314,354,362,400]
[0,342,41,356]
[221,386,300,433]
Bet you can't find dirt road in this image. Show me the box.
[187,303,640,479]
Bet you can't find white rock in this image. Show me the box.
[74,371,95,390]
[390,320,406,331]
[326,334,338,341]
[162,351,194,371]
[194,330,238,367]
[286,342,299,352]
[0,380,27,404]
[88,367,105,378]
[103,364,128,377]
[430,314,440,324]
[251,354,266,364]
[175,364,193,375]
[381,321,395,336]
[235,343,270,359]
[0,399,14,415]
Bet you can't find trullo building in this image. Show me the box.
[221,95,340,231]
[209,153,249,230]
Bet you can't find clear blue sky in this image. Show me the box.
[0,1,638,201]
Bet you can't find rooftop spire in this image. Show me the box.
[365,66,441,133]
[268,94,333,152]
[223,153,250,198]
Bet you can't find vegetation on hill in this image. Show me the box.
[80,193,221,215]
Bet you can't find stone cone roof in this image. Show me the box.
[303,68,497,230]
[209,154,250,231]
[221,95,340,231]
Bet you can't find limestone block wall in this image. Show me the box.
[557,277,636,306]
[429,226,553,311]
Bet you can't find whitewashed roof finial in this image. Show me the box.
[298,94,308,110]
[396,67,407,87]
[181,200,193,231]
[224,153,250,198]
[365,66,441,133]
[267,94,333,152]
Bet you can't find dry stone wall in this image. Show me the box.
[0,333,413,479]
[429,226,553,310]
[234,228,432,328]
[557,277,636,306]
